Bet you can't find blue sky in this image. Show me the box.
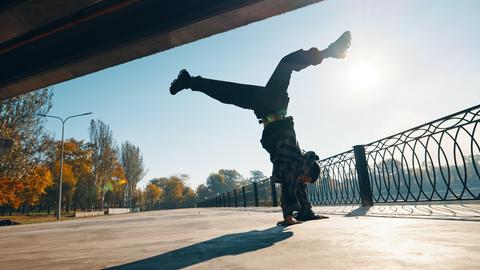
[43,0,480,189]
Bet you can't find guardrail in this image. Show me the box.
[198,104,480,208]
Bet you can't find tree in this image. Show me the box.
[131,188,143,209]
[219,169,244,191]
[149,175,197,209]
[43,139,94,212]
[249,170,267,183]
[203,169,245,196]
[206,172,225,195]
[182,186,197,208]
[18,165,54,213]
[196,184,212,201]
[146,183,162,210]
[120,141,146,208]
[160,176,185,209]
[0,88,53,207]
[104,169,127,208]
[89,119,118,209]
[73,174,97,210]
[52,160,76,211]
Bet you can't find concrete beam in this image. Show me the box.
[0,0,321,99]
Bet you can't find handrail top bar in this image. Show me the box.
[366,103,480,147]
[317,103,480,162]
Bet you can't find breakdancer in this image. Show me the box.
[170,31,351,225]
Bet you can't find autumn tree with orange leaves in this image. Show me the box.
[146,175,196,210]
[0,88,53,210]
[42,138,95,212]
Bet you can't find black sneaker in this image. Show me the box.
[325,31,351,59]
[170,69,191,95]
[294,212,329,221]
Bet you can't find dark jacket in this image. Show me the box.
[260,117,300,162]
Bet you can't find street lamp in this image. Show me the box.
[37,112,93,220]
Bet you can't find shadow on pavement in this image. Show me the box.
[345,206,372,217]
[330,203,480,221]
[106,226,292,270]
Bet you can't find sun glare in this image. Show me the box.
[348,62,381,91]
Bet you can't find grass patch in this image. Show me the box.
[0,212,76,225]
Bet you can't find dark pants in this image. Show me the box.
[276,159,313,218]
[188,48,324,118]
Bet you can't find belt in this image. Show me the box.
[258,110,288,125]
[259,114,284,126]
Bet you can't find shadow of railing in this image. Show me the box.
[311,202,480,221]
[106,226,292,270]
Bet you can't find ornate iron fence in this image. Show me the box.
[197,178,278,208]
[198,104,480,207]
[308,150,360,205]
[364,105,480,203]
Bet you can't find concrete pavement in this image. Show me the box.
[0,205,479,269]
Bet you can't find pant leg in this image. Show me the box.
[259,48,325,114]
[188,48,323,117]
[189,77,268,111]
[296,182,314,215]
[265,48,324,92]
[276,160,301,218]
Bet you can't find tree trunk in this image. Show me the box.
[66,198,70,213]
[101,190,105,210]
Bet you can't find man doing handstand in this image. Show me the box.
[170,31,351,225]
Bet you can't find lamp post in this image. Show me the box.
[37,112,92,220]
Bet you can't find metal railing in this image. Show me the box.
[198,104,480,208]
[364,104,480,203]
[197,178,278,207]
[197,178,279,208]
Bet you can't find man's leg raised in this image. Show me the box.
[170,69,267,111]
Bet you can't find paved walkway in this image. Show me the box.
[1,204,479,269]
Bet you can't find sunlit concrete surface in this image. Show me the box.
[0,205,479,270]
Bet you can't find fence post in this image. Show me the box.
[222,194,226,207]
[253,182,259,207]
[353,145,374,206]
[234,189,238,207]
[227,192,231,207]
[270,178,278,207]
[242,186,247,207]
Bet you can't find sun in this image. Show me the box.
[348,62,381,91]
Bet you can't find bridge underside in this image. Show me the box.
[0,0,320,99]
